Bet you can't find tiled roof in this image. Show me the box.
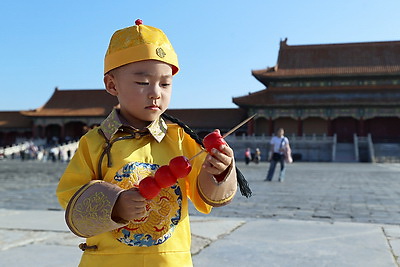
[1,88,248,131]
[253,39,400,83]
[0,111,32,128]
[232,85,400,107]
[22,88,119,116]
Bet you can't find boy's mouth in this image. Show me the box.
[146,105,160,111]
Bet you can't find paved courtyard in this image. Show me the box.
[1,160,400,266]
[1,160,400,225]
[191,162,400,225]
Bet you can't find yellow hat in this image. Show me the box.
[104,19,179,75]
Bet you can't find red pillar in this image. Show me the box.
[247,118,254,135]
[327,118,333,136]
[1,132,7,146]
[297,117,302,136]
[40,125,45,139]
[60,124,65,142]
[268,117,274,135]
[32,124,38,139]
[358,118,365,136]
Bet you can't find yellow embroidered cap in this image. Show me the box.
[104,19,179,75]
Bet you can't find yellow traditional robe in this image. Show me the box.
[56,110,213,267]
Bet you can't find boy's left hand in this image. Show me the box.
[202,144,233,176]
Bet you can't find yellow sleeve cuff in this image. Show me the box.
[65,180,127,238]
[196,163,237,207]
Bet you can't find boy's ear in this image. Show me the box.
[104,73,118,96]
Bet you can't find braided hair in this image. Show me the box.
[161,113,252,198]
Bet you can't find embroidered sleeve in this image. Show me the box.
[65,180,127,238]
[197,162,237,207]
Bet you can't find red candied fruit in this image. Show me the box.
[169,156,192,178]
[138,176,161,200]
[154,165,178,188]
[203,130,227,153]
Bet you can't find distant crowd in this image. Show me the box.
[0,138,77,162]
[17,144,72,162]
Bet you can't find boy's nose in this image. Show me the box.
[148,85,161,99]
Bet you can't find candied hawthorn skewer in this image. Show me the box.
[138,156,192,199]
[189,114,257,161]
[139,115,256,199]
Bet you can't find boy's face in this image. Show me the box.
[104,60,173,129]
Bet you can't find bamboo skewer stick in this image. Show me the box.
[221,114,257,138]
[188,114,257,161]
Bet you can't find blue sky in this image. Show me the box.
[1,0,400,111]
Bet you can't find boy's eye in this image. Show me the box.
[161,83,171,88]
[136,82,149,86]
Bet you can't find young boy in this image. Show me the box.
[56,19,238,266]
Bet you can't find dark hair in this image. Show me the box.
[162,113,252,198]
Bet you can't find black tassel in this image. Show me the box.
[236,167,252,198]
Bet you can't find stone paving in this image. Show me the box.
[1,160,400,226]
[1,160,400,266]
[190,161,400,266]
[190,162,400,226]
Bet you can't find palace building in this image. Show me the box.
[0,88,247,147]
[1,39,399,161]
[234,39,400,143]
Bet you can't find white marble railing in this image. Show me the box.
[225,133,335,142]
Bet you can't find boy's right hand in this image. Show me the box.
[111,188,147,222]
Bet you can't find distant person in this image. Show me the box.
[20,150,25,161]
[265,128,291,182]
[50,147,58,162]
[254,148,261,164]
[245,147,252,164]
[42,149,48,162]
[66,149,71,161]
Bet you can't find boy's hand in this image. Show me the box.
[202,144,233,176]
[112,188,147,222]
